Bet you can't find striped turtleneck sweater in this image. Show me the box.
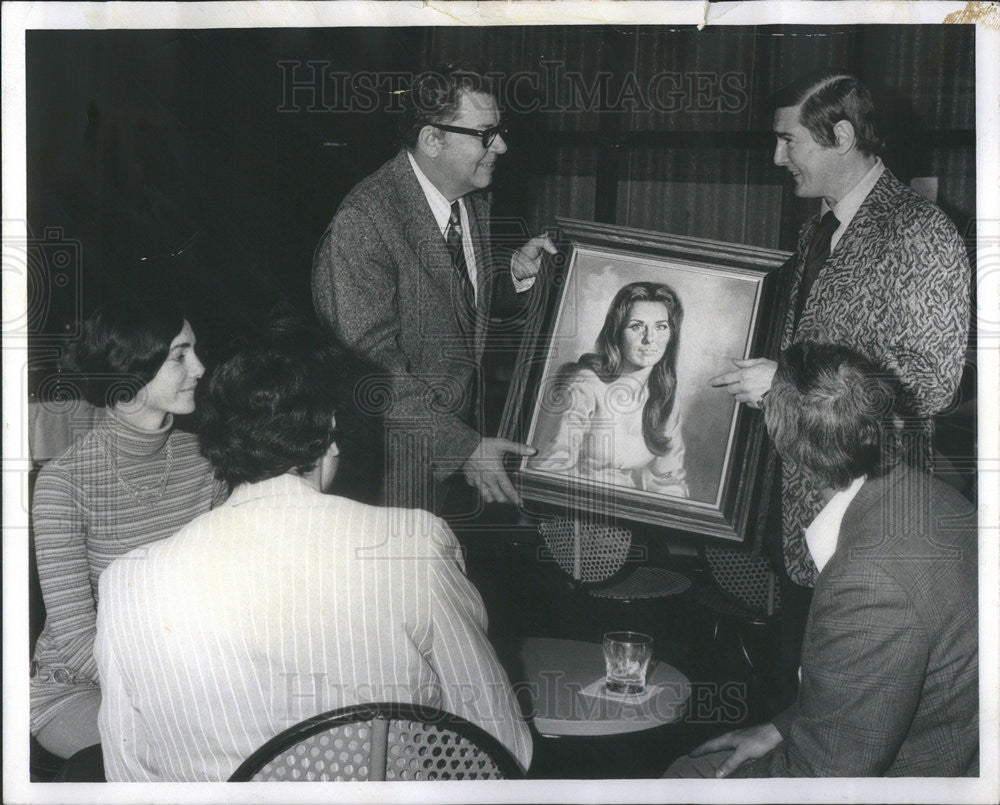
[30,407,227,734]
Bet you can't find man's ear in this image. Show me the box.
[328,413,339,457]
[318,413,340,494]
[832,119,857,154]
[416,124,443,157]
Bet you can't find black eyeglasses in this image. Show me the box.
[434,121,508,149]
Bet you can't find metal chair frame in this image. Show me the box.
[692,544,782,687]
[228,702,523,782]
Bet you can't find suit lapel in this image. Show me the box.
[824,171,893,276]
[464,193,493,357]
[390,151,452,287]
[785,171,896,345]
[388,152,479,348]
[782,221,815,346]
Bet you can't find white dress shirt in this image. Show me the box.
[95,473,532,780]
[407,151,535,295]
[804,475,866,574]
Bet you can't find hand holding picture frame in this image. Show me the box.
[501,217,790,543]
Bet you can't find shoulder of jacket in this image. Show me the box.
[868,173,955,230]
[336,153,403,211]
[841,469,975,563]
[372,504,456,550]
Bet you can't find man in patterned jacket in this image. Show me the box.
[710,70,970,698]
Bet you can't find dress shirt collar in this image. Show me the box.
[225,472,317,508]
[406,150,478,296]
[407,150,464,236]
[823,158,884,252]
[804,475,866,574]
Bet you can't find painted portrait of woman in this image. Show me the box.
[528,281,688,497]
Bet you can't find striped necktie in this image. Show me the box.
[445,201,475,316]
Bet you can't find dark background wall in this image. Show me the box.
[26,24,976,401]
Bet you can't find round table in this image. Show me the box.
[516,637,690,737]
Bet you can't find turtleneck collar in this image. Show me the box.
[98,406,174,459]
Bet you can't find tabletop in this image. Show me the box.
[516,637,691,738]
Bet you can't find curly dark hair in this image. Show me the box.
[197,317,347,486]
[398,63,495,149]
[63,299,185,407]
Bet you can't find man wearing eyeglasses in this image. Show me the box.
[313,64,555,514]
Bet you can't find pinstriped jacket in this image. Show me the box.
[312,151,505,511]
[95,474,533,780]
[745,464,978,776]
[777,169,971,586]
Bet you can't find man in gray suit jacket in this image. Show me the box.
[313,64,554,513]
[710,69,970,703]
[667,342,978,777]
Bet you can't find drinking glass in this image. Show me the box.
[603,631,653,694]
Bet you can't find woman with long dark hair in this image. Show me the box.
[30,299,227,759]
[531,281,688,496]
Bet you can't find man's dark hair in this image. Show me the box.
[765,342,901,489]
[64,298,185,407]
[197,316,347,486]
[772,69,883,157]
[399,63,495,149]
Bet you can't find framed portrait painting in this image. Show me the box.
[501,218,790,542]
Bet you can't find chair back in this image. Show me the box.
[538,517,631,584]
[229,702,522,782]
[702,544,781,616]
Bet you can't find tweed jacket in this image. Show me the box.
[742,465,978,777]
[777,169,971,585]
[313,150,510,510]
[96,474,533,780]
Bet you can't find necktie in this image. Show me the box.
[445,201,475,321]
[445,201,480,425]
[793,210,839,331]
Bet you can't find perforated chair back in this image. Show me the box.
[703,544,781,616]
[539,517,631,584]
[229,702,522,782]
[589,566,691,599]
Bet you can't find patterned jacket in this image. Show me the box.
[777,169,970,585]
